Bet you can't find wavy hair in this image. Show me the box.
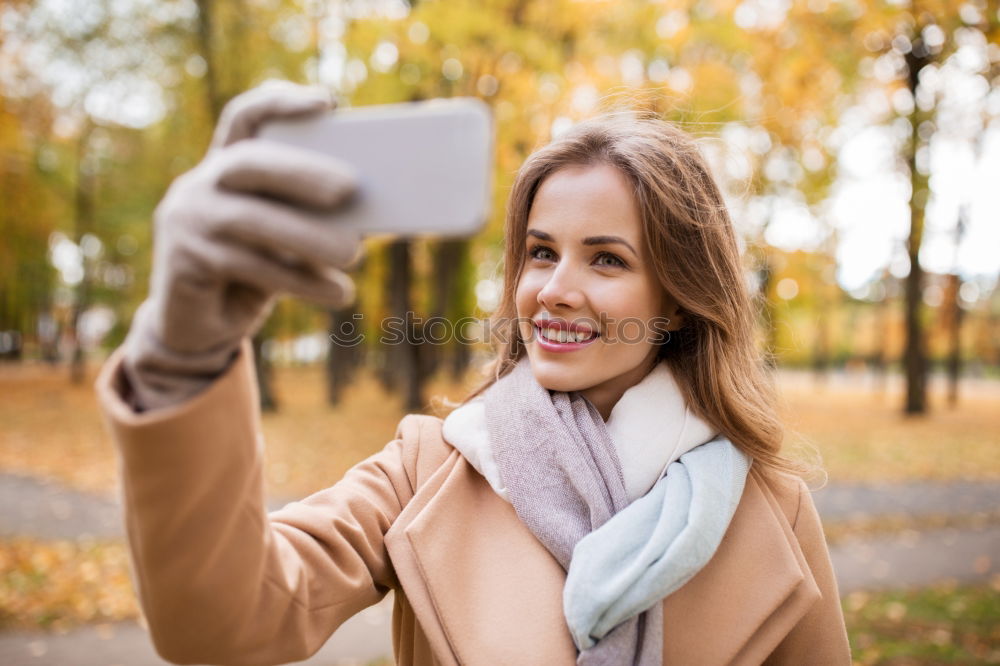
[464,113,809,480]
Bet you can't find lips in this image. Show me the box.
[532,319,600,352]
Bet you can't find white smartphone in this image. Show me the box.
[258,97,493,238]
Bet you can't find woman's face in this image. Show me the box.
[515,163,682,418]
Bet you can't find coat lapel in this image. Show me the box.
[386,454,577,665]
[661,469,821,665]
[386,454,820,666]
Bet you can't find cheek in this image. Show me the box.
[513,277,534,340]
[514,272,542,314]
[595,279,657,316]
[632,276,665,316]
[602,282,663,341]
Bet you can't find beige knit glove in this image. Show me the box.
[122,82,361,411]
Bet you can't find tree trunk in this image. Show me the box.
[326,299,364,406]
[252,334,277,411]
[755,246,777,367]
[428,239,470,379]
[870,268,890,395]
[944,207,968,408]
[68,122,95,384]
[193,0,223,120]
[383,240,424,411]
[944,273,963,408]
[902,41,931,415]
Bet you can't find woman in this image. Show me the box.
[97,81,850,665]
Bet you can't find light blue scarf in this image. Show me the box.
[564,437,751,654]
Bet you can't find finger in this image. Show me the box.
[215,139,358,210]
[212,82,333,149]
[208,191,363,270]
[196,239,356,309]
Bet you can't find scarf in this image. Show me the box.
[471,359,750,665]
[443,359,719,504]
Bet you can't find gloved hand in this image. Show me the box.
[122,82,362,411]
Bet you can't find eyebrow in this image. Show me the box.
[526,229,638,258]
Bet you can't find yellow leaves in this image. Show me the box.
[0,538,137,631]
[778,371,1000,483]
[261,362,484,499]
[0,365,116,497]
[685,60,742,120]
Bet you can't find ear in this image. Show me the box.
[661,292,685,331]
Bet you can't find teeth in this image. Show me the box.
[542,327,592,343]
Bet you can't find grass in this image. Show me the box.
[843,578,1000,664]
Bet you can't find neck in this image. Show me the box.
[581,352,660,421]
[583,388,623,422]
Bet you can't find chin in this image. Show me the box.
[534,375,587,393]
[526,359,593,394]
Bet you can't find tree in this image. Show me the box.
[0,91,60,361]
[0,0,189,378]
[857,1,995,413]
[901,26,934,415]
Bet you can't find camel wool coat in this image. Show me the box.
[96,341,851,666]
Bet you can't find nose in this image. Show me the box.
[536,261,585,311]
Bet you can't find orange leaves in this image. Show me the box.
[0,538,138,631]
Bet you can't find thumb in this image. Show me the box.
[211,81,334,149]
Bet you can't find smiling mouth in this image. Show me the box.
[536,325,600,344]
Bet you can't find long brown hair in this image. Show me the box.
[465,112,808,480]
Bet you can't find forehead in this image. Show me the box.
[526,164,642,242]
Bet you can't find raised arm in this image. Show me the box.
[95,82,402,664]
[98,340,418,664]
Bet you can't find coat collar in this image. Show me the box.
[385,453,820,665]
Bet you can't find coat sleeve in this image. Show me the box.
[95,339,422,665]
[765,479,852,665]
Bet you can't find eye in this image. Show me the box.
[594,251,627,268]
[528,244,556,261]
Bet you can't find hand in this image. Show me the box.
[122,81,362,411]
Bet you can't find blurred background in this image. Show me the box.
[1,0,999,664]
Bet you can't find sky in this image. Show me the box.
[826,121,999,292]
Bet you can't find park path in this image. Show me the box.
[1,472,998,665]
